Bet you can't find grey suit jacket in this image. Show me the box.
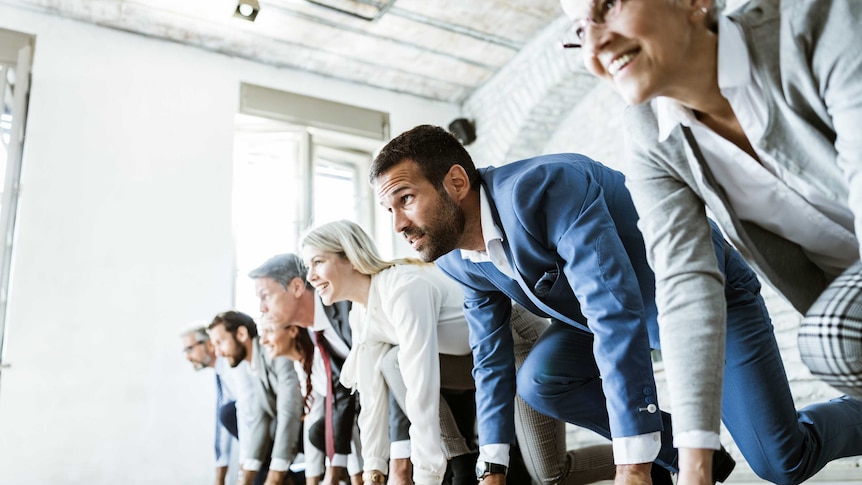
[623,0,862,435]
[248,337,303,468]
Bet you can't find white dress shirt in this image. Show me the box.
[216,358,259,470]
[341,264,471,484]
[656,17,857,279]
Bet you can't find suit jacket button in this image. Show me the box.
[646,404,657,413]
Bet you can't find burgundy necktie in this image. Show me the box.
[315,330,336,460]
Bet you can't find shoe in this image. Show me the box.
[712,446,736,484]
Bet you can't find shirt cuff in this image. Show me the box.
[242,458,262,471]
[413,462,446,485]
[269,458,291,472]
[612,432,661,464]
[674,430,721,450]
[330,453,349,468]
[215,457,230,468]
[364,458,389,475]
[479,444,510,468]
[390,439,411,460]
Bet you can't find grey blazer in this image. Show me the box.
[248,337,303,469]
[623,0,862,435]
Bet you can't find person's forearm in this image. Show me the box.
[479,474,504,485]
[214,466,228,485]
[677,448,714,485]
[614,463,652,485]
[236,469,257,485]
[388,458,412,485]
[323,466,347,485]
[263,469,287,485]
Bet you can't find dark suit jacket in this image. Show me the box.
[310,299,357,455]
[435,154,662,445]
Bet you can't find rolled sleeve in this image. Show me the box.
[612,432,661,464]
[478,444,510,468]
[269,458,291,472]
[674,430,721,450]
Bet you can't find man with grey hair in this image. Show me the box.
[181,325,256,485]
[249,253,416,485]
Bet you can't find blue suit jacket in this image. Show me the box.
[435,153,663,445]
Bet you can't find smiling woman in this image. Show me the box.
[301,219,477,485]
[259,322,317,412]
[558,0,862,482]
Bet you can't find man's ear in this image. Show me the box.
[445,164,472,202]
[236,326,249,343]
[290,277,306,298]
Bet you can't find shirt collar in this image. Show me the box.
[655,16,751,141]
[460,185,503,261]
[311,293,328,331]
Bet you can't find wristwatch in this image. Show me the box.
[362,470,386,484]
[476,461,508,480]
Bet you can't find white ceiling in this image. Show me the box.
[3,0,567,103]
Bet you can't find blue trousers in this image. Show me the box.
[518,238,862,484]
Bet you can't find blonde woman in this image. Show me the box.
[301,220,615,485]
[302,220,475,485]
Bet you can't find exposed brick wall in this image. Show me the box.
[460,12,860,483]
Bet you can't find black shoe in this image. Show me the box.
[712,446,736,483]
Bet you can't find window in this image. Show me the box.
[232,114,382,316]
[0,29,33,378]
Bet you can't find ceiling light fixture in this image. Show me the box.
[234,0,260,21]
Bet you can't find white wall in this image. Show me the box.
[0,5,458,484]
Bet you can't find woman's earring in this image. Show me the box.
[700,7,708,14]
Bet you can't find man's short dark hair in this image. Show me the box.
[369,124,480,189]
[248,253,313,291]
[208,310,258,338]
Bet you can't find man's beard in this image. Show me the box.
[404,190,465,262]
[226,338,248,368]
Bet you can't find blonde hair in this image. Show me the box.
[302,220,425,276]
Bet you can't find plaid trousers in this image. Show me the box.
[799,261,862,399]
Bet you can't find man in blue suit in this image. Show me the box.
[370,125,862,485]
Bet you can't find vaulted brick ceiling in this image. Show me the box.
[5,0,566,103]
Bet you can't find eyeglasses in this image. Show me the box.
[182,341,205,354]
[259,325,292,337]
[562,0,626,49]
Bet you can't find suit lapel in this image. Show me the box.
[481,179,585,327]
[323,300,352,348]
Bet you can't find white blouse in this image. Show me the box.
[340,263,471,485]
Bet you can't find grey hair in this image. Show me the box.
[248,253,314,290]
[180,325,210,343]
